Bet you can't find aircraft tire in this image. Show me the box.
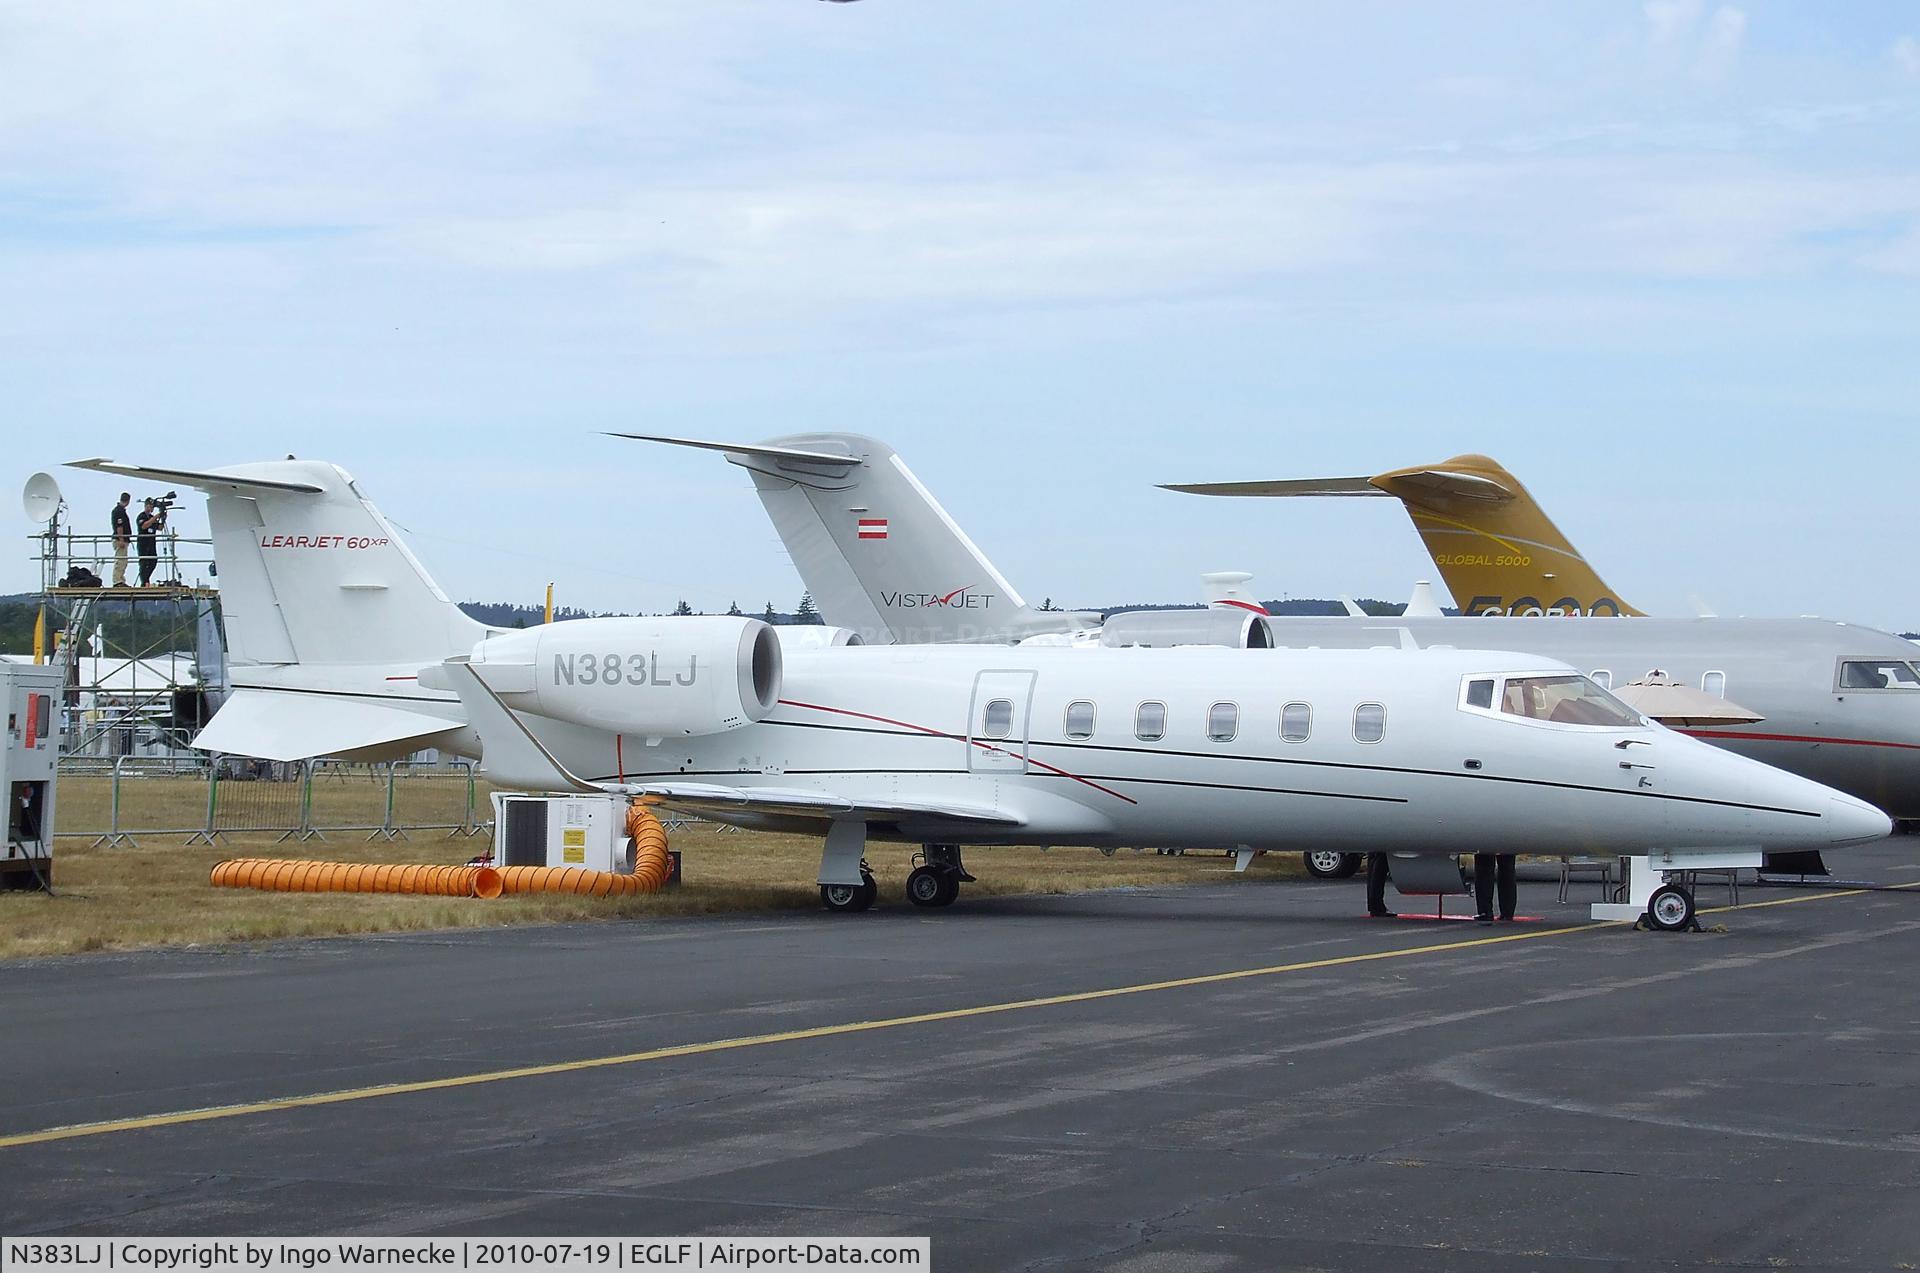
[1304,851,1361,880]
[1646,884,1695,932]
[821,878,876,913]
[907,865,952,907]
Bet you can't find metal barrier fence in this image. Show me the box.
[60,756,484,847]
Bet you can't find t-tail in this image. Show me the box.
[1161,453,1644,617]
[65,457,486,760]
[610,432,1080,644]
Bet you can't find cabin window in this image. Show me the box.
[1207,701,1239,742]
[1353,702,1386,743]
[1465,678,1496,710]
[1064,700,1096,739]
[1134,700,1166,741]
[1700,670,1726,699]
[982,698,1014,739]
[1281,701,1312,742]
[1499,675,1640,726]
[1836,660,1920,691]
[1590,669,1612,690]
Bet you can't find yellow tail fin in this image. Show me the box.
[1371,454,1640,616]
[1163,454,1641,616]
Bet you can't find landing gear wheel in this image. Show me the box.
[1304,851,1361,880]
[907,864,959,908]
[1646,883,1696,932]
[822,868,878,914]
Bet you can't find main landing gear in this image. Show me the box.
[820,862,879,913]
[1303,850,1362,880]
[907,844,973,909]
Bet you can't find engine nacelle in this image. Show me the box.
[1098,609,1272,649]
[467,616,782,739]
[772,625,865,650]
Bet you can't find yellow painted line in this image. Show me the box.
[2,882,1905,1151]
[1703,879,1920,914]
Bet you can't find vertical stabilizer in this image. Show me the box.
[612,433,1076,644]
[68,458,486,667]
[1163,454,1642,617]
[64,458,482,760]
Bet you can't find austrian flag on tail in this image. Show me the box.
[857,518,889,540]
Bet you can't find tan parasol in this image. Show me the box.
[1612,671,1765,728]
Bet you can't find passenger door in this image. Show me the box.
[968,670,1036,773]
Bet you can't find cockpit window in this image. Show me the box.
[1499,675,1641,727]
[1465,678,1495,710]
[1837,660,1920,691]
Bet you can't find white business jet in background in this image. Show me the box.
[67,457,1889,929]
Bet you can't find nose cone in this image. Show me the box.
[1828,794,1893,845]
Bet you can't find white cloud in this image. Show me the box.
[1644,0,1703,49]
[1693,6,1747,81]
[1894,36,1920,77]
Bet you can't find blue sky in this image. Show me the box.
[4,2,1917,629]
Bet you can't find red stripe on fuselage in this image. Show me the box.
[777,698,1139,805]
[1678,728,1920,752]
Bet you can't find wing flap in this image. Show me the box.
[194,690,461,761]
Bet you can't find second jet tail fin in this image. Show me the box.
[611,433,1077,644]
[1164,454,1642,617]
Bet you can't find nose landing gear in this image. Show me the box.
[1644,882,1698,932]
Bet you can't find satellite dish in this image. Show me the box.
[22,472,64,524]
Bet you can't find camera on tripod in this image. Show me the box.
[149,490,178,513]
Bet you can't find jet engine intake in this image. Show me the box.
[466,616,782,738]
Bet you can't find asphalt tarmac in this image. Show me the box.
[5,846,1920,1271]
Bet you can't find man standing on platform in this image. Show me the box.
[110,492,132,587]
[136,497,163,587]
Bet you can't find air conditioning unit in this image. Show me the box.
[3,663,62,893]
[488,792,628,873]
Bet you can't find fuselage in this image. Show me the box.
[503,644,1886,857]
[1244,616,1920,819]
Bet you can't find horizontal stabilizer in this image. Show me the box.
[604,433,861,468]
[1161,476,1385,498]
[67,458,325,496]
[194,690,461,761]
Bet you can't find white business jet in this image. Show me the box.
[66,457,1888,929]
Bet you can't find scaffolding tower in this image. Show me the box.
[28,499,224,764]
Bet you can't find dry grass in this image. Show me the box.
[4,821,1307,960]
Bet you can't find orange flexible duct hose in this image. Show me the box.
[210,859,504,900]
[627,804,673,892]
[494,865,653,896]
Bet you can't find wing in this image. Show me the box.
[443,659,1023,828]
[613,782,1023,827]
